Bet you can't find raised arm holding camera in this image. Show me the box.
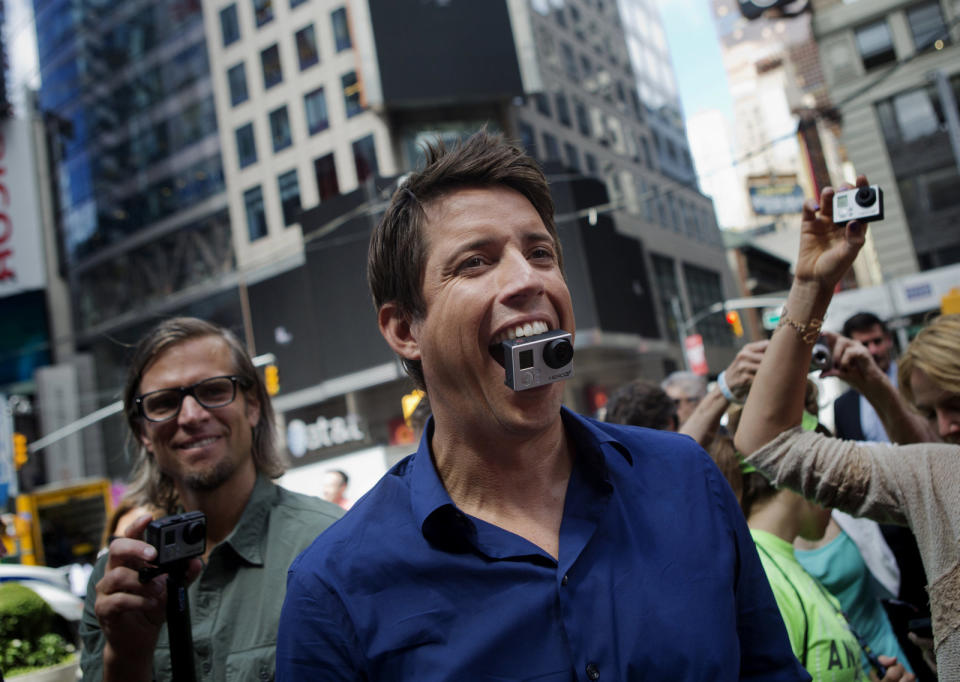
[80,318,342,682]
[735,177,960,678]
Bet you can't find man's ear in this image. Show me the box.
[378,302,421,362]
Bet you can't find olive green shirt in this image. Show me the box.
[80,474,342,681]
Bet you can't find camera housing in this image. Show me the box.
[810,336,832,373]
[145,511,206,566]
[502,329,574,391]
[833,185,884,225]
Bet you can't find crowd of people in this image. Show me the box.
[69,132,957,681]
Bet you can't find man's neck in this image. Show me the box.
[430,414,572,559]
[176,463,258,560]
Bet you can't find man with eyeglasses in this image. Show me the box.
[79,317,342,682]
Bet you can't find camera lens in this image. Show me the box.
[184,521,205,545]
[543,338,573,369]
[855,186,876,207]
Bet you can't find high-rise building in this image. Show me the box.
[30,0,738,487]
[810,0,960,280]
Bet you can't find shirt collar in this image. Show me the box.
[220,472,275,566]
[411,408,623,550]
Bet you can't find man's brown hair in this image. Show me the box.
[368,129,561,390]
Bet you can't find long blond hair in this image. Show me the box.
[898,314,960,408]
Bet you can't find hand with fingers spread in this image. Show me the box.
[795,175,870,289]
[94,514,202,682]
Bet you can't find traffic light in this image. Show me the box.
[264,364,280,396]
[725,310,744,338]
[13,432,28,470]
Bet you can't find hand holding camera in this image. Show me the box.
[817,331,889,394]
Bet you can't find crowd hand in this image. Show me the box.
[819,331,888,394]
[872,655,916,681]
[795,175,870,290]
[94,514,202,680]
[723,340,769,401]
[907,632,938,676]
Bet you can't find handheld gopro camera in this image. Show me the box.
[810,336,832,373]
[145,511,206,566]
[833,185,883,225]
[503,329,574,391]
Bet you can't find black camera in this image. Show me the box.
[145,511,206,566]
[502,329,574,391]
[832,185,883,224]
[810,336,832,373]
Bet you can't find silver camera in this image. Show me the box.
[145,511,206,566]
[833,185,883,224]
[502,329,574,391]
[810,336,832,373]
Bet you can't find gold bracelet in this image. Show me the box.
[776,309,823,344]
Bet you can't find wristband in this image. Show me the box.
[717,370,742,404]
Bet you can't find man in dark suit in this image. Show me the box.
[833,312,896,442]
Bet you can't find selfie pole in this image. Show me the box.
[166,560,197,682]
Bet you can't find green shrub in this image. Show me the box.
[0,583,75,674]
[0,583,54,642]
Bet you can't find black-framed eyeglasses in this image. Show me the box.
[135,375,243,423]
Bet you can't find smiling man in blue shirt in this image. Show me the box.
[276,131,808,681]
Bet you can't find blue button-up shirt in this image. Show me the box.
[277,409,807,681]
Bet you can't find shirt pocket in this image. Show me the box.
[226,644,276,682]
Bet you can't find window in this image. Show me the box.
[244,186,267,241]
[261,44,282,89]
[278,170,301,225]
[227,62,248,106]
[304,87,329,134]
[236,123,257,168]
[907,1,948,52]
[585,152,597,175]
[253,0,274,27]
[575,99,591,137]
[269,106,292,152]
[342,71,364,117]
[353,134,378,183]
[855,20,896,69]
[580,54,592,77]
[554,7,566,27]
[291,0,307,7]
[518,120,536,158]
[683,263,730,345]
[542,132,561,160]
[564,142,580,171]
[561,43,578,80]
[220,5,240,46]
[332,7,351,51]
[314,153,339,200]
[296,24,320,70]
[651,253,680,339]
[877,85,944,144]
[534,93,551,117]
[555,92,572,127]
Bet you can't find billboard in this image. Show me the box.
[0,117,46,297]
[748,182,805,216]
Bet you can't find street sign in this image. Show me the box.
[762,306,783,330]
[684,334,709,376]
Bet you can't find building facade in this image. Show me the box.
[26,0,739,493]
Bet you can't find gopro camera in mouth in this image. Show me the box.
[833,185,883,225]
[502,329,574,391]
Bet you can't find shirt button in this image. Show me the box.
[562,574,569,586]
[586,662,600,680]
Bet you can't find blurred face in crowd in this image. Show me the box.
[664,387,700,426]
[850,324,893,373]
[909,368,960,445]
[137,336,260,492]
[321,471,348,504]
[403,185,574,436]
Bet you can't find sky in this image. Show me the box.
[656,0,734,124]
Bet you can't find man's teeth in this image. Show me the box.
[181,437,218,449]
[493,321,550,345]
